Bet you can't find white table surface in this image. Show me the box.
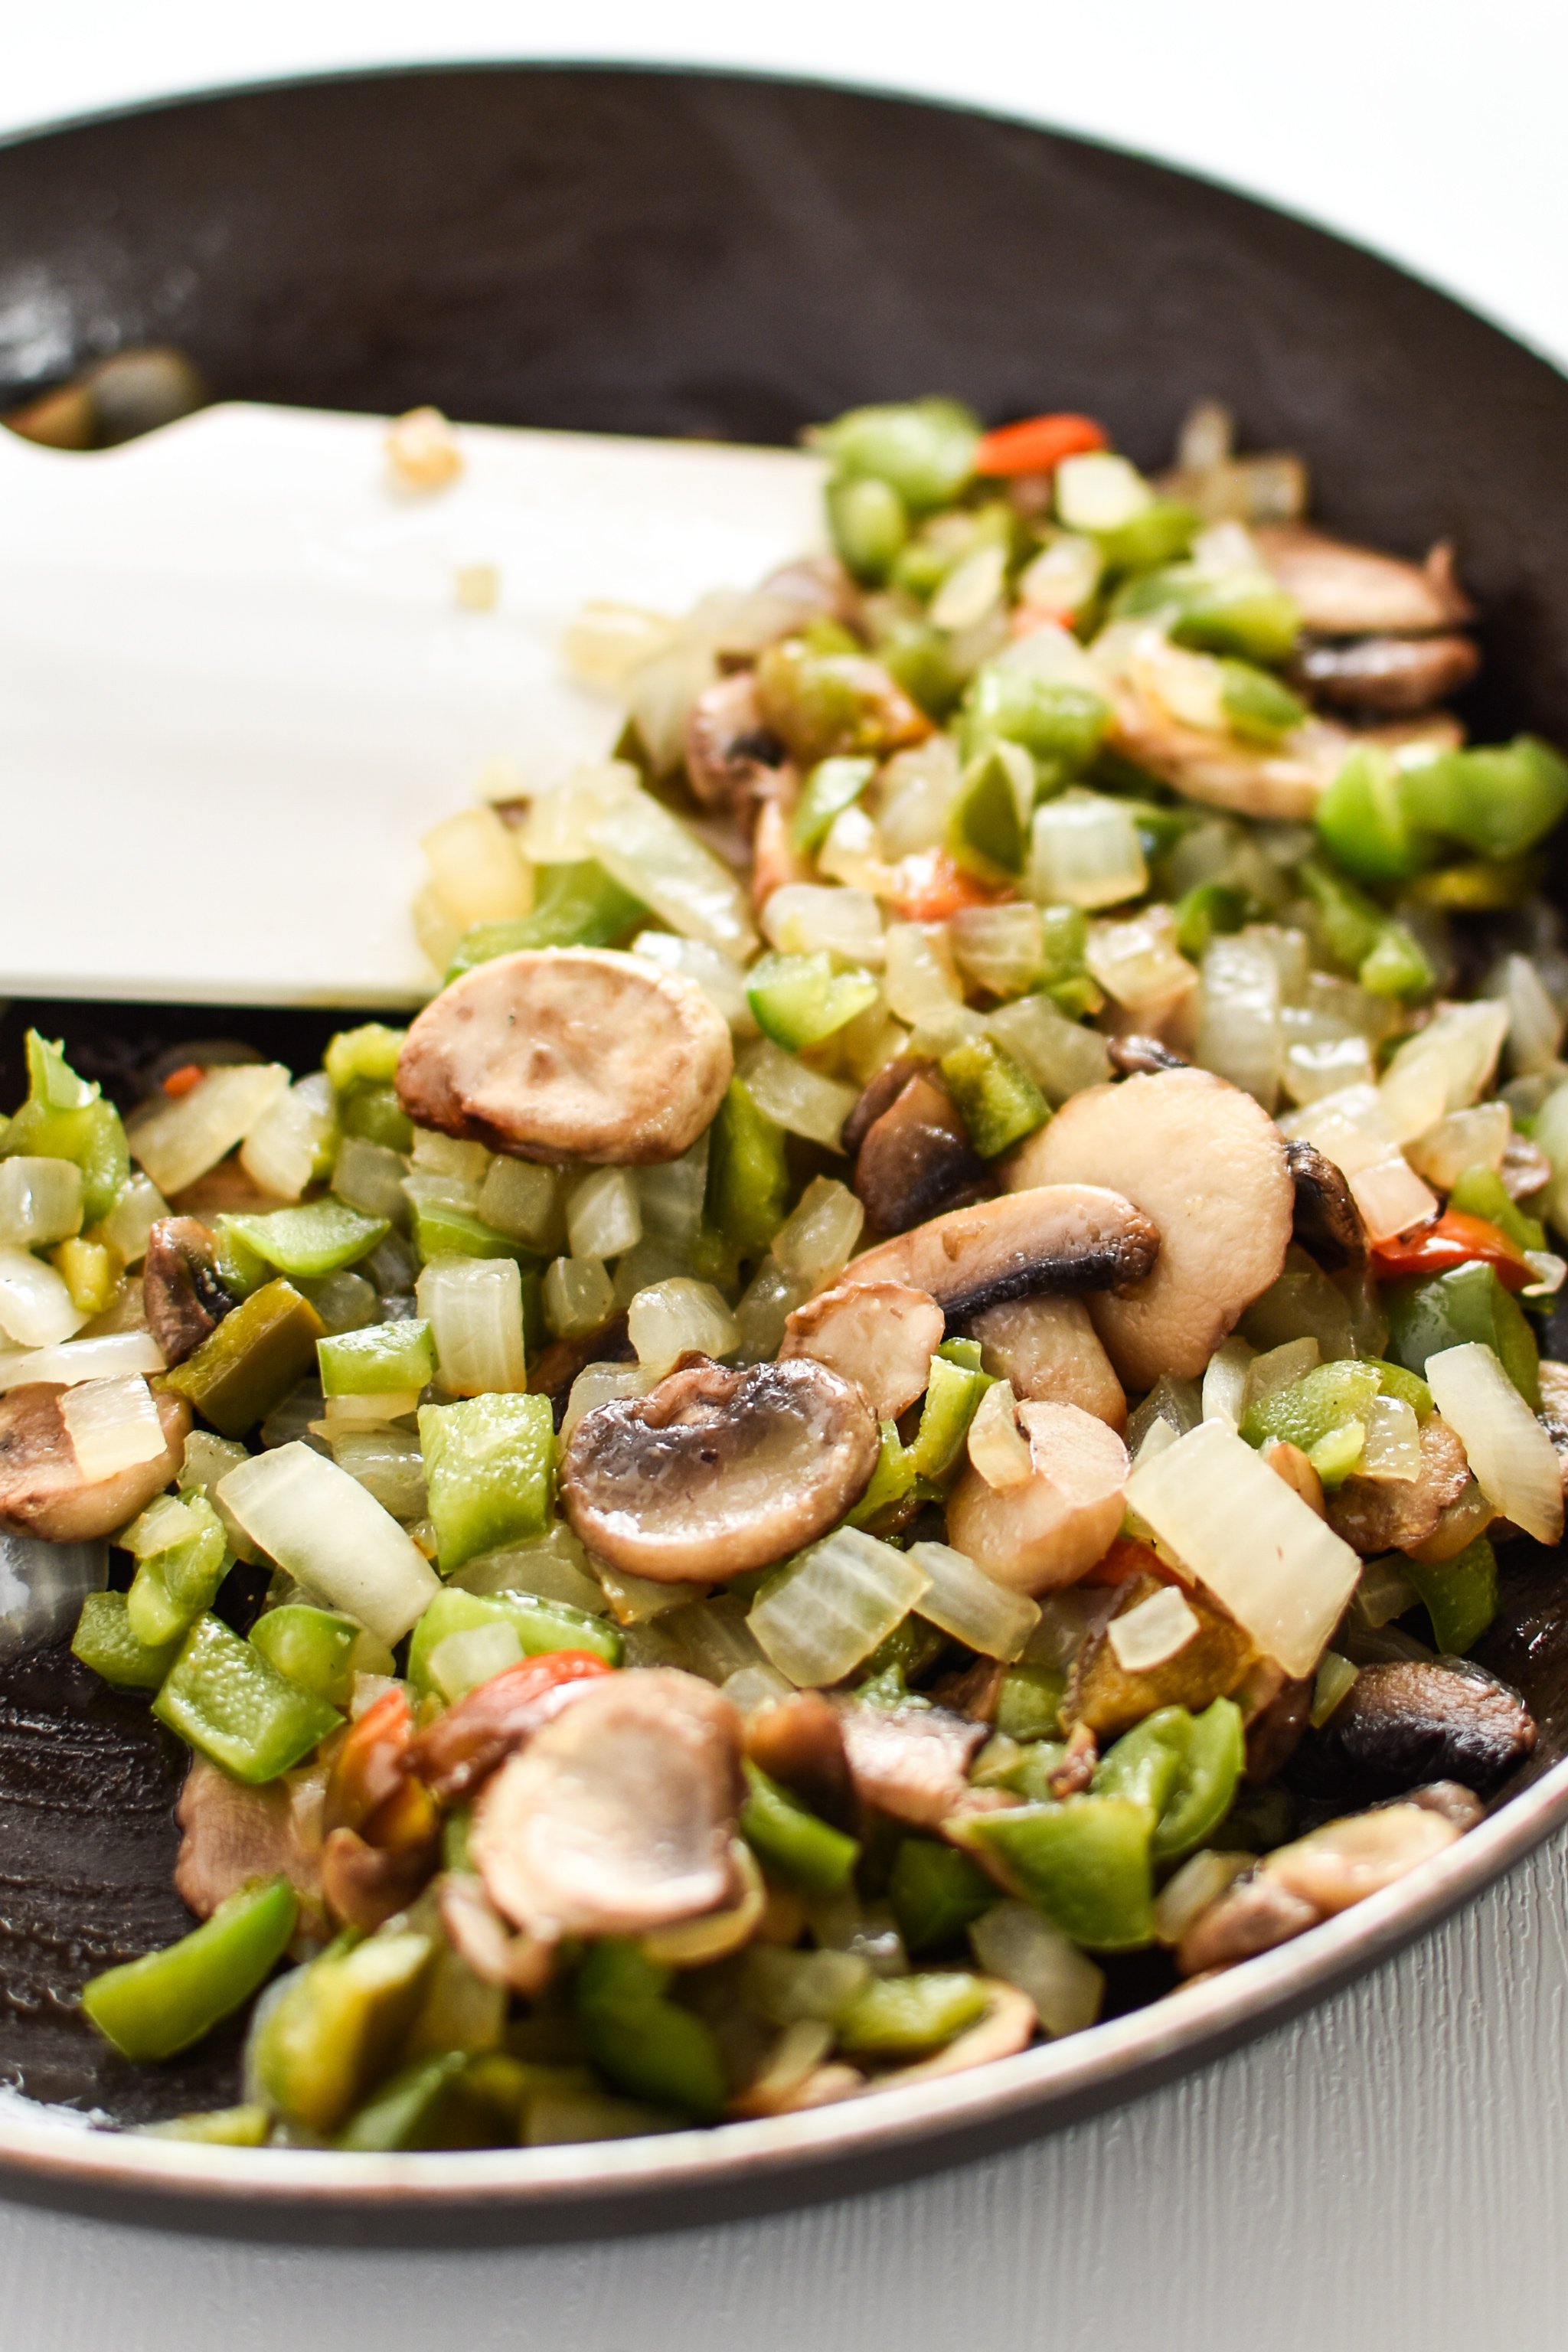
[5,5,1568,2345]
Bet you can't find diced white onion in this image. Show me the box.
[624,640,716,776]
[98,1173,168,1268]
[0,1246,85,1348]
[1125,1374,1204,1456]
[733,1258,813,1366]
[454,1525,608,1614]
[1106,1585,1200,1673]
[0,1530,108,1661]
[217,1440,440,1644]
[521,759,641,864]
[907,1538,1040,1661]
[1357,1393,1422,1481]
[0,1158,83,1250]
[771,1179,864,1287]
[1015,537,1103,622]
[969,1900,1103,2037]
[882,923,964,1025]
[1085,905,1196,1016]
[126,1063,290,1197]
[566,1167,642,1262]
[949,903,1044,1000]
[429,1619,525,1702]
[411,1128,490,1183]
[1056,451,1152,532]
[966,1381,1034,1490]
[542,1255,616,1341]
[929,538,1008,632]
[1488,952,1565,1076]
[627,1277,739,1371]
[1200,1336,1254,1428]
[416,1256,526,1395]
[1130,1416,1179,1472]
[632,929,756,1034]
[1194,933,1282,1109]
[124,1494,198,1558]
[560,1359,659,1442]
[1282,1031,1375,1107]
[0,1328,164,1397]
[590,789,758,962]
[1152,1850,1253,1946]
[60,1374,167,1483]
[985,995,1111,1104]
[1128,632,1227,730]
[1352,1553,1419,1628]
[1348,1155,1440,1246]
[1424,1343,1564,1544]
[739,1040,859,1150]
[1123,1417,1361,1677]
[1029,792,1148,911]
[413,884,462,977]
[747,1526,931,1687]
[667,1596,766,1685]
[762,884,885,969]
[595,1562,707,1625]
[240,1070,338,1203]
[817,804,896,897]
[1381,1001,1508,1137]
[332,1137,411,1224]
[1524,1251,1568,1298]
[1279,1081,1392,1171]
[722,1662,797,1716]
[635,1137,710,1250]
[318,1390,423,1428]
[1406,1102,1510,1190]
[874,740,962,858]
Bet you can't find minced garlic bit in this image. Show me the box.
[454,562,499,612]
[386,404,464,491]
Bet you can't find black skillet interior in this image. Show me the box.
[4,63,1568,2128]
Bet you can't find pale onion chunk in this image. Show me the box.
[1123,1417,1361,1677]
[969,1900,1104,2037]
[1348,1155,1440,1246]
[543,1256,616,1341]
[929,540,1008,632]
[1380,1001,1508,1139]
[560,1361,659,1443]
[421,804,532,929]
[632,930,756,1034]
[1152,1851,1254,1945]
[590,789,758,962]
[627,1278,740,1372]
[770,1179,864,1288]
[0,1329,165,1395]
[1357,1393,1422,1482]
[126,1063,290,1197]
[566,1167,642,1261]
[217,1440,440,1644]
[1106,1585,1201,1673]
[98,1174,169,1269]
[883,923,965,1025]
[966,1381,1034,1490]
[1029,792,1148,911]
[986,995,1111,1104]
[1406,1103,1510,1190]
[1194,933,1282,1109]
[908,1539,1040,1661]
[1488,952,1563,1076]
[416,1256,526,1395]
[1424,1343,1564,1545]
[478,1157,561,1252]
[240,1071,338,1203]
[1084,904,1196,1017]
[1056,452,1152,532]
[60,1374,167,1484]
[949,903,1047,1001]
[0,1159,83,1250]
[0,1246,85,1348]
[1200,1336,1255,1428]
[739,1040,859,1149]
[761,884,885,968]
[521,760,640,863]
[746,1526,930,1688]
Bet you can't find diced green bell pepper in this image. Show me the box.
[909,1345,994,1479]
[318,1316,435,1397]
[1113,562,1298,662]
[325,1024,407,1093]
[740,1760,860,1894]
[705,1077,790,1258]
[1383,1261,1540,1407]
[154,1613,342,1782]
[811,397,980,512]
[1089,501,1199,580]
[446,860,648,979]
[825,473,908,582]
[339,1083,415,1155]
[335,2050,472,2152]
[889,1838,997,1954]
[948,744,1031,877]
[142,2105,273,2146]
[1240,1360,1383,1453]
[126,1494,230,1648]
[1315,746,1436,886]
[875,613,970,722]
[163,1278,325,1438]
[407,1586,619,1694]
[82,1877,298,2063]
[1173,881,1250,959]
[71,1590,182,1690]
[411,1197,530,1269]
[573,1939,726,2121]
[0,1033,130,1224]
[746,951,879,1050]
[792,755,877,855]
[1092,1699,1244,1864]
[1448,1166,1546,1254]
[1404,1534,1499,1655]
[250,1932,434,2133]
[939,1036,1049,1159]
[219,1201,388,1281]
[994,1663,1068,1743]
[1403,737,1568,863]
[1362,1357,1434,1419]
[1298,857,1434,999]
[1220,658,1307,743]
[836,1971,991,2058]
[249,1605,361,1709]
[959,1795,1155,1950]
[418,1393,556,1574]
[959,662,1110,781]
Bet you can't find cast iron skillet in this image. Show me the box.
[3,62,1568,2245]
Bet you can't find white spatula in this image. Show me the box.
[0,404,825,1009]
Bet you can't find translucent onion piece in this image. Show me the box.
[966,1381,1034,1490]
[635,1136,711,1250]
[995,615,1106,690]
[1279,1082,1393,1174]
[625,641,717,776]
[1085,905,1197,1015]
[543,1255,616,1341]
[0,1246,85,1349]
[1424,1343,1564,1545]
[430,1619,525,1703]
[1524,1251,1568,1298]
[632,930,756,1034]
[1406,1103,1510,1191]
[949,903,1046,1000]
[1056,452,1152,532]
[332,1138,411,1225]
[1129,634,1228,732]
[98,1173,169,1269]
[0,1530,108,1662]
[883,923,964,1024]
[667,1596,767,1685]
[761,884,885,969]
[1194,933,1282,1109]
[595,1562,707,1625]
[1124,1371,1204,1455]
[1310,1651,1360,1726]
[1348,1154,1440,1246]
[770,1178,864,1288]
[1353,1554,1420,1628]
[0,1158,83,1250]
[627,1278,740,1372]
[907,1538,1040,1661]
[874,740,962,858]
[126,1063,290,1197]
[1014,537,1103,622]
[411,1129,491,1182]
[1123,1417,1361,1677]
[1357,1393,1422,1482]
[1029,792,1148,912]
[560,600,677,689]
[521,760,640,864]
[1151,1851,1253,1946]
[416,1256,526,1395]
[1282,1031,1375,1108]
[217,1440,440,1644]
[318,1390,423,1428]
[1381,1001,1508,1138]
[733,1258,813,1367]
[929,540,1008,632]
[454,1526,609,1615]
[566,1167,642,1262]
[1241,1338,1321,1420]
[1200,1336,1254,1429]
[969,1900,1103,2037]
[1106,1585,1200,1673]
[1488,951,1564,1076]
[590,789,758,962]
[240,1071,338,1204]
[818,805,896,896]
[60,1374,167,1483]
[747,1526,931,1688]
[739,1041,859,1150]
[560,1361,659,1443]
[721,1662,796,1716]
[985,995,1111,1105]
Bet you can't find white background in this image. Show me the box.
[5,6,1568,2345]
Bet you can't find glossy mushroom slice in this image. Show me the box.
[1008,1068,1294,1390]
[842,1185,1159,1327]
[966,1295,1126,1429]
[560,1355,880,1583]
[851,1067,992,1236]
[1253,524,1475,635]
[469,1668,745,1941]
[1287,1659,1535,1799]
[1108,687,1350,821]
[0,1380,190,1542]
[684,671,792,812]
[395,947,733,1165]
[779,1279,945,1419]
[1284,1138,1368,1272]
[174,1754,326,1938]
[142,1215,237,1366]
[1292,633,1479,718]
[834,1697,988,1828]
[946,1400,1131,1595]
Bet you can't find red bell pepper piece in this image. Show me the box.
[972,412,1108,478]
[887,850,1007,923]
[1371,1208,1533,1292]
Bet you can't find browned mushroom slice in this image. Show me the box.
[1287,1658,1534,1798]
[1292,632,1479,717]
[946,1400,1130,1595]
[1108,687,1348,821]
[0,1380,190,1542]
[1284,1138,1368,1272]
[966,1295,1126,1429]
[1063,1572,1255,1738]
[1174,1870,1321,1976]
[853,1069,993,1236]
[684,671,792,811]
[843,1057,932,1160]
[1108,1034,1190,1076]
[321,1824,439,1934]
[1253,524,1475,635]
[1326,1413,1470,1555]
[779,1280,945,1419]
[469,1668,744,1941]
[143,1215,237,1365]
[844,1185,1159,1326]
[835,1697,987,1828]
[395,948,733,1165]
[407,1657,606,1802]
[1008,1068,1294,1390]
[743,1689,852,1821]
[174,1754,326,1936]
[560,1355,880,1583]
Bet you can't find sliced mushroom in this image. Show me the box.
[1008,1068,1294,1390]
[1284,1139,1368,1272]
[1243,1674,1313,1784]
[174,1753,326,1936]
[560,1355,880,1583]
[844,1185,1160,1327]
[469,1668,744,1941]
[439,1872,554,1996]
[743,1690,852,1821]
[834,1697,988,1828]
[684,671,792,811]
[779,1280,945,1419]
[1108,1035,1190,1076]
[864,1981,1037,2089]
[142,1216,237,1365]
[1063,1572,1255,1738]
[946,1400,1130,1595]
[1326,1413,1470,1554]
[321,1824,439,1933]
[1108,686,1348,821]
[0,1380,190,1542]
[1404,1779,1485,1832]
[967,1295,1126,1430]
[844,1057,931,1160]
[1292,632,1479,717]
[1253,524,1475,635]
[853,1069,993,1236]
[1264,1802,1461,1914]
[407,1654,612,1802]
[1174,1868,1319,1975]
[1288,1658,1534,1798]
[395,947,734,1165]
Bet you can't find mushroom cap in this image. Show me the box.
[1254,524,1474,635]
[0,1380,191,1543]
[1292,632,1479,719]
[841,1184,1159,1325]
[967,1294,1126,1429]
[1283,1138,1368,1272]
[946,1399,1131,1596]
[779,1279,946,1419]
[1008,1068,1294,1390]
[469,1668,745,1940]
[395,947,734,1165]
[560,1354,880,1583]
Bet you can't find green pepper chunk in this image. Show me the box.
[740,1760,861,1894]
[889,1838,997,1954]
[142,2105,273,2146]
[574,1939,726,2121]
[81,1877,298,2063]
[71,1590,182,1690]
[411,1199,534,1273]
[318,1317,436,1397]
[825,473,908,581]
[1405,1535,1499,1656]
[810,397,980,512]
[836,1971,991,2058]
[1447,1166,1546,1254]
[1240,1360,1383,1453]
[1091,501,1200,580]
[446,860,648,979]
[1113,562,1297,660]
[338,1083,415,1155]
[335,2051,472,2152]
[959,662,1110,780]
[792,755,877,856]
[1361,1358,1434,1420]
[959,1795,1155,1950]
[705,1076,790,1258]
[163,1278,325,1439]
[154,1613,342,1782]
[1220,658,1308,743]
[125,1493,230,1648]
[1093,1700,1245,1864]
[249,1605,361,1709]
[746,951,879,1050]
[1383,1262,1540,1408]
[939,1036,1049,1159]
[406,1586,620,1694]
[907,1348,994,1480]
[218,1201,388,1281]
[948,744,1031,877]
[1315,746,1436,886]
[325,1024,407,1093]
[250,1932,434,2133]
[1298,857,1434,999]
[1403,737,1568,862]
[1173,881,1250,959]
[418,1393,556,1574]
[0,1032,131,1224]
[874,613,971,721]
[993,1663,1068,1743]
